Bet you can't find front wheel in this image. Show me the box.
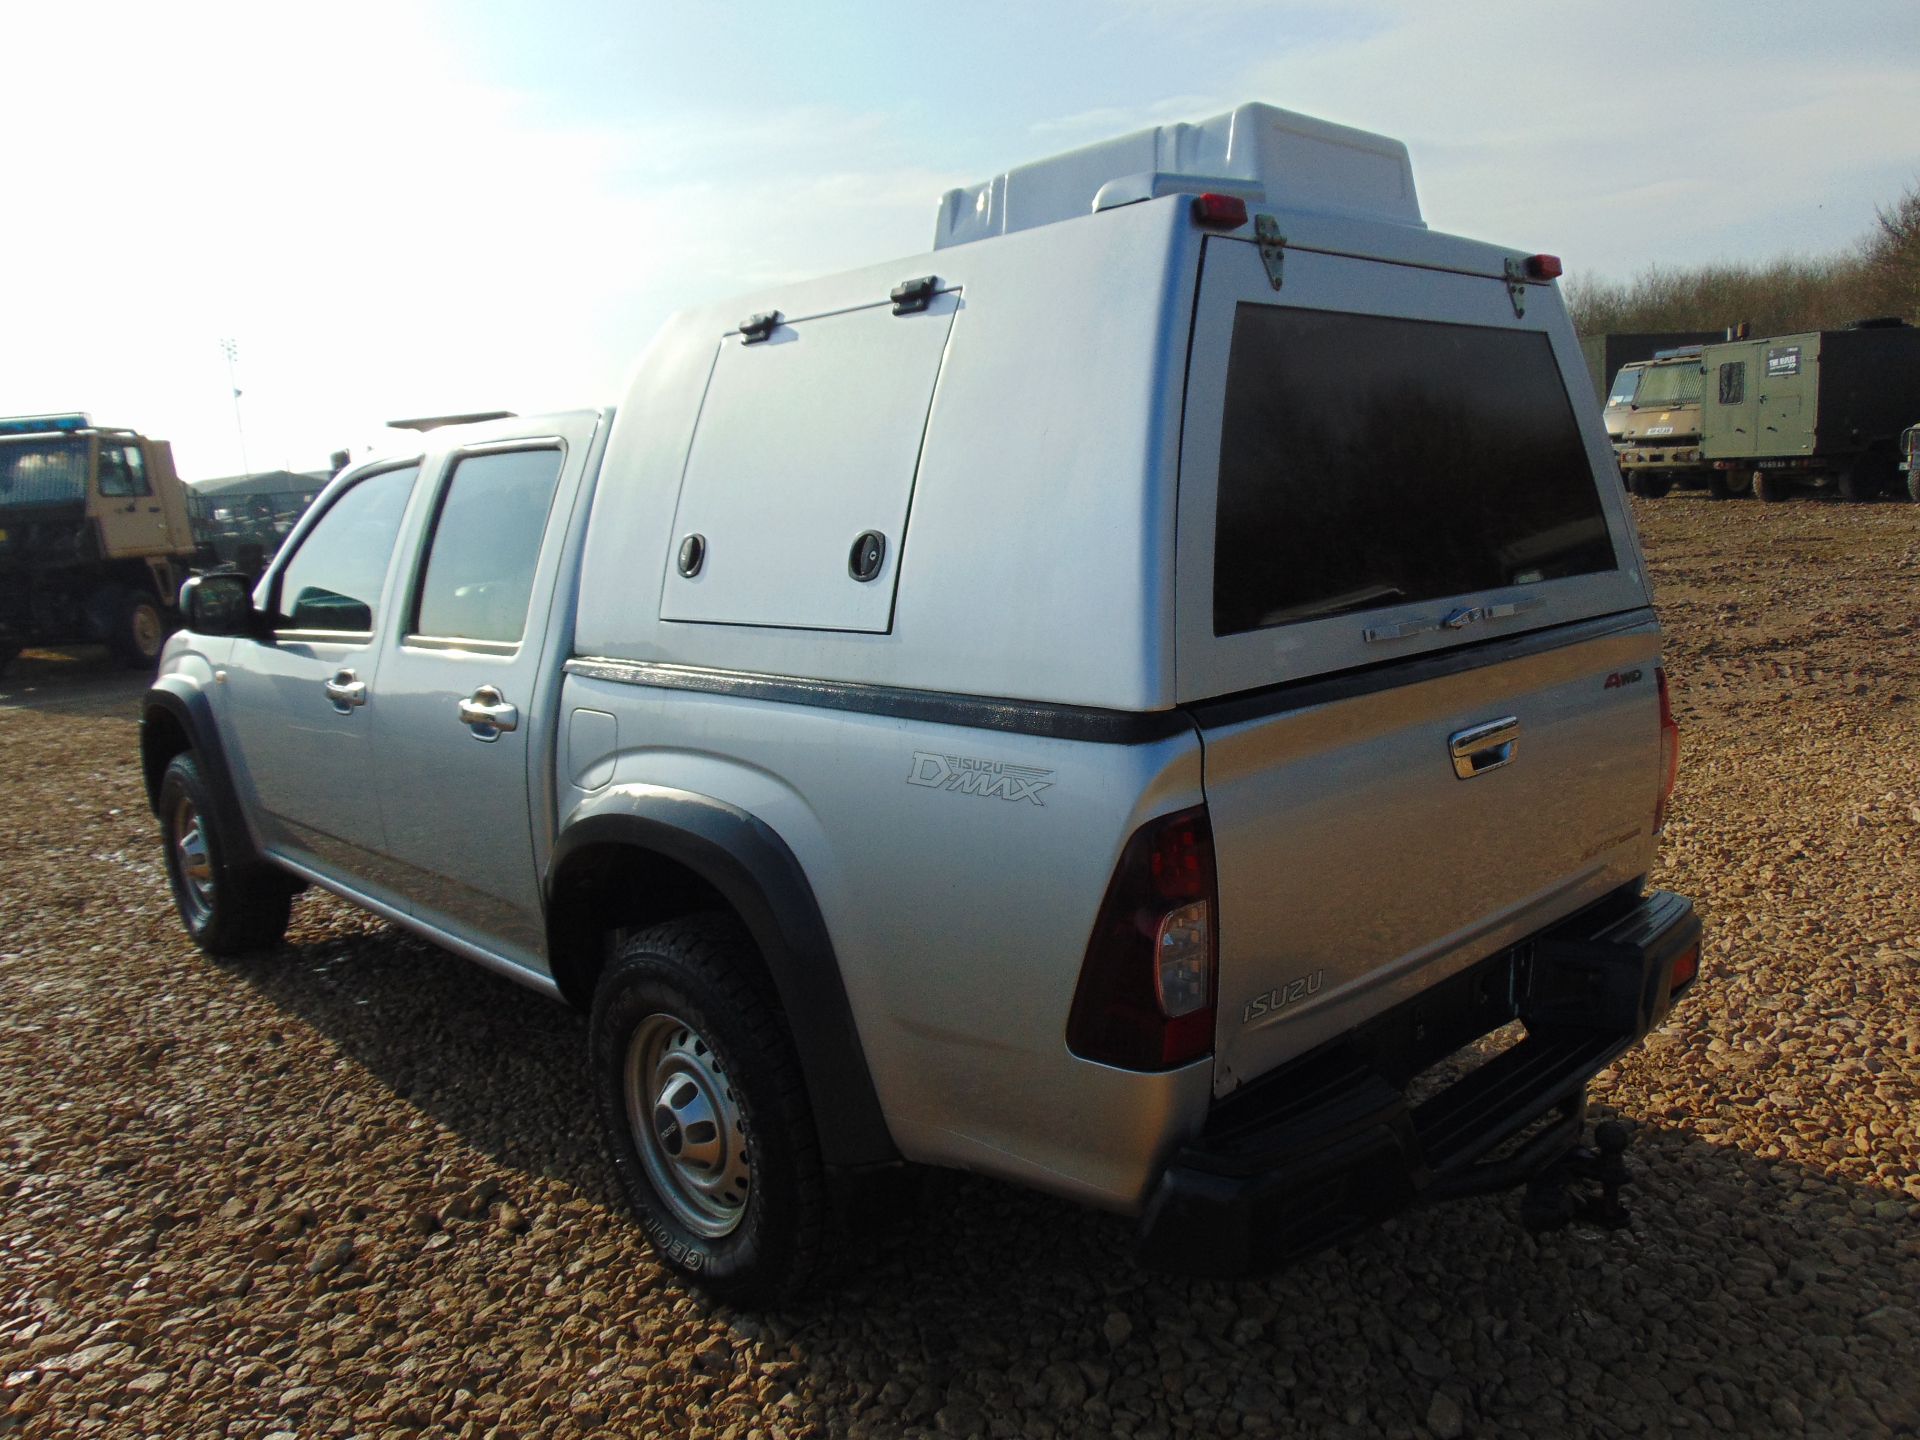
[158,752,294,955]
[1909,467,1920,504]
[1628,472,1673,499]
[590,915,826,1305]
[112,588,169,670]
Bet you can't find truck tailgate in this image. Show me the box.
[1199,613,1664,1096]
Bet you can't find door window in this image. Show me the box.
[99,445,152,498]
[1718,362,1745,406]
[273,465,420,634]
[410,448,566,645]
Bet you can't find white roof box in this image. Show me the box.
[933,102,1422,250]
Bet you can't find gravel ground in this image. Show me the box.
[2,495,1918,1440]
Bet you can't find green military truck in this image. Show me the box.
[1700,319,1920,502]
[0,413,202,674]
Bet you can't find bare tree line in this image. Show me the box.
[1568,181,1920,338]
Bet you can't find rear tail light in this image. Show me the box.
[1067,806,1218,1070]
[1654,666,1680,835]
[1190,193,1249,229]
[1669,941,1700,995]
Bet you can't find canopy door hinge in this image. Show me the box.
[1254,214,1287,291]
[1503,259,1528,318]
[739,311,782,345]
[890,275,939,315]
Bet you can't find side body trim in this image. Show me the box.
[549,785,898,1168]
[563,657,1191,745]
[268,850,564,999]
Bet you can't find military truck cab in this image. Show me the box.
[0,413,199,672]
[1614,348,1727,499]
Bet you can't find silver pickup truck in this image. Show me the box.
[141,103,1700,1303]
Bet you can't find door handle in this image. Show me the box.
[323,669,367,713]
[1449,716,1518,779]
[457,685,519,741]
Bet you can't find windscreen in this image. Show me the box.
[1632,361,1703,407]
[1213,305,1617,637]
[0,439,88,508]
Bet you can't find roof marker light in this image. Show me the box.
[1525,253,1564,280]
[1191,193,1249,230]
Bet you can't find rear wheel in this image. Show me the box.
[1753,469,1794,503]
[590,914,826,1305]
[158,752,294,955]
[1837,460,1880,503]
[1628,472,1672,499]
[1706,470,1751,500]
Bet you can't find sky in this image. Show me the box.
[4,0,1917,479]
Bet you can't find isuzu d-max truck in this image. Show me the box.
[143,103,1701,1303]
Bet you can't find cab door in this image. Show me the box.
[368,413,603,971]
[219,462,422,890]
[92,441,171,554]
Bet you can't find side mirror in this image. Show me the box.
[179,572,260,637]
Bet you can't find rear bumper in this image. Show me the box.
[1137,889,1701,1276]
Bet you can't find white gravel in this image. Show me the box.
[1,494,1917,1439]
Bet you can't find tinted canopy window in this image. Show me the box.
[275,465,419,633]
[412,447,565,644]
[1213,306,1617,637]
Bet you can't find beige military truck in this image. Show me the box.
[1612,347,1740,498]
[0,413,200,674]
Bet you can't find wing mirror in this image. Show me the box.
[179,572,263,637]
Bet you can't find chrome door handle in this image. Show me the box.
[1450,716,1518,779]
[322,669,367,712]
[456,685,519,741]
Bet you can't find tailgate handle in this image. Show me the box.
[1450,716,1518,779]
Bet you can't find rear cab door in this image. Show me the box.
[1174,232,1665,1096]
[367,412,606,973]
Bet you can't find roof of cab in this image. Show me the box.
[932,102,1422,250]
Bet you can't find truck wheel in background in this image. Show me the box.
[1628,473,1673,499]
[1909,466,1920,504]
[1836,459,1881,503]
[590,914,826,1306]
[158,752,295,955]
[1706,470,1751,500]
[110,587,169,670]
[0,646,18,680]
[1753,470,1795,503]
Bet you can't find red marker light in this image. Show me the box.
[1191,193,1249,229]
[1525,253,1564,280]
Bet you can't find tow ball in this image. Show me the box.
[1520,1120,1634,1232]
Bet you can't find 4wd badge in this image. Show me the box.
[907,752,1054,805]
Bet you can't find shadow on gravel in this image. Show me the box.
[0,649,151,721]
[234,906,1920,1437]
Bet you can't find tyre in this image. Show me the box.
[590,914,826,1305]
[158,752,294,955]
[111,587,169,669]
[1628,472,1672,499]
[1836,460,1880,503]
[1706,470,1751,500]
[1753,470,1794,503]
[1909,466,1920,505]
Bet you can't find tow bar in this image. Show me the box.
[1520,1120,1634,1232]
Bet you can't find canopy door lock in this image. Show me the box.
[1254,214,1287,291]
[890,275,939,315]
[739,311,782,345]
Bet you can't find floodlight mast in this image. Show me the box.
[220,337,251,478]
